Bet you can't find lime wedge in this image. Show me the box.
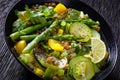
[91,38,106,63]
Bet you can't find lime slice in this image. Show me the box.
[91,38,106,63]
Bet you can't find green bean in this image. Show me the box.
[10,21,52,41]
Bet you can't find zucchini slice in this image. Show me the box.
[33,52,47,68]
[69,56,95,80]
[70,22,91,42]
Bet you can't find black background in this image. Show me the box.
[0,0,120,80]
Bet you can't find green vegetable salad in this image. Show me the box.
[10,3,109,80]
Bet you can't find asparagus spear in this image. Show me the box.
[59,19,100,26]
[20,34,82,42]
[81,19,100,26]
[10,21,52,41]
[50,35,82,41]
[22,21,59,54]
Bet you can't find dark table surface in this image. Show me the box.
[0,0,120,80]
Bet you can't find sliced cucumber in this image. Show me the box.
[69,56,95,80]
[91,29,100,39]
[70,22,91,42]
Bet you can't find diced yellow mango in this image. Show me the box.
[15,40,27,54]
[54,3,67,14]
[48,39,64,51]
[18,11,29,21]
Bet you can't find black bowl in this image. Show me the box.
[4,0,118,80]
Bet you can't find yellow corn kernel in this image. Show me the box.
[58,29,64,35]
[48,39,64,51]
[54,3,67,14]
